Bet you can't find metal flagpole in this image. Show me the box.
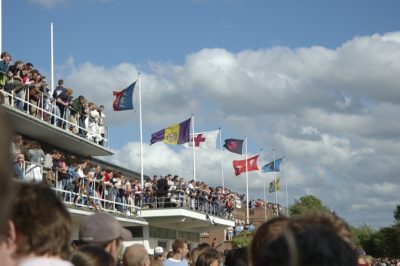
[219,127,224,191]
[50,22,54,96]
[261,148,267,220]
[273,148,278,216]
[138,73,144,187]
[191,114,196,181]
[245,136,249,225]
[284,156,289,216]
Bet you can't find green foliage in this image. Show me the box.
[394,205,400,221]
[289,195,330,216]
[352,220,400,258]
[351,223,375,249]
[230,230,254,248]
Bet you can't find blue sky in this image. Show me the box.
[4,0,400,228]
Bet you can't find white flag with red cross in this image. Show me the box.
[183,130,219,150]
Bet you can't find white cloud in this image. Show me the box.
[59,31,400,228]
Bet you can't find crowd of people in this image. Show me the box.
[10,134,286,221]
[0,52,107,145]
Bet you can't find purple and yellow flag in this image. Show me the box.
[150,118,191,145]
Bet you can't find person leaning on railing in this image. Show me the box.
[69,95,85,135]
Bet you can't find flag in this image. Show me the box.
[223,139,244,154]
[232,154,259,176]
[113,82,136,111]
[183,130,219,149]
[262,158,283,173]
[150,118,191,145]
[269,178,281,193]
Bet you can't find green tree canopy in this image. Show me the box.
[394,204,400,221]
[289,195,330,216]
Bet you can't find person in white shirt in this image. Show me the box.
[163,239,189,266]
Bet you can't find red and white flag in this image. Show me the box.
[232,154,260,176]
[183,130,219,149]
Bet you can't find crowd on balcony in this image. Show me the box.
[11,134,284,222]
[0,51,107,145]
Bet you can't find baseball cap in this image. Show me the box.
[79,212,132,242]
[154,246,164,255]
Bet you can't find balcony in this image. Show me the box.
[2,88,113,157]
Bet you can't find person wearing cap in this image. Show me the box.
[123,244,150,266]
[163,239,189,266]
[151,247,165,266]
[79,212,132,263]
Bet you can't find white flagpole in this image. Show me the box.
[245,136,249,225]
[284,156,289,216]
[138,73,144,187]
[191,114,196,181]
[261,148,267,220]
[273,148,278,216]
[50,22,54,96]
[219,127,224,191]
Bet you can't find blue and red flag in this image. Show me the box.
[113,82,136,111]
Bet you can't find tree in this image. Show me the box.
[289,195,330,216]
[394,204,400,222]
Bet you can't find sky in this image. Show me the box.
[3,0,400,229]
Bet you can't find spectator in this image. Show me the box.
[4,182,73,266]
[163,239,189,266]
[0,52,12,104]
[11,134,27,160]
[69,95,85,135]
[188,246,210,266]
[152,246,165,266]
[224,247,247,266]
[55,88,73,128]
[252,212,357,266]
[12,153,25,180]
[27,141,45,165]
[78,212,132,263]
[157,175,169,208]
[123,244,150,266]
[70,245,114,266]
[248,216,289,266]
[195,248,220,266]
[9,60,25,110]
[97,105,106,145]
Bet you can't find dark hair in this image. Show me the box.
[248,217,289,266]
[0,106,13,237]
[172,239,187,253]
[254,226,357,266]
[58,79,64,85]
[225,247,248,266]
[10,182,72,258]
[70,245,114,266]
[195,248,220,266]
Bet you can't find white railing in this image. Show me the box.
[1,86,109,148]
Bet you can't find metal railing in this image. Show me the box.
[1,86,109,148]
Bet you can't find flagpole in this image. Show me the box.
[50,22,54,96]
[245,136,249,225]
[261,148,267,221]
[273,148,278,216]
[219,127,224,191]
[191,114,196,181]
[138,73,144,187]
[284,156,289,216]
